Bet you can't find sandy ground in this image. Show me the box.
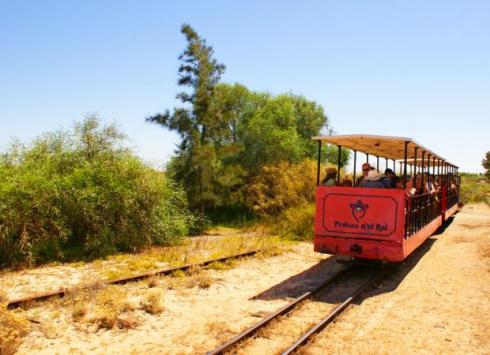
[0,230,260,301]
[304,203,490,354]
[13,243,334,354]
[4,204,490,354]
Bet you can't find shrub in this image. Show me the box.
[246,160,317,217]
[0,116,195,266]
[140,290,164,314]
[0,307,29,355]
[246,159,341,218]
[275,203,315,240]
[460,173,490,205]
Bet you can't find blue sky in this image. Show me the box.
[1,0,488,172]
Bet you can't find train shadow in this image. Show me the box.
[252,217,456,304]
[251,257,346,300]
[433,216,455,236]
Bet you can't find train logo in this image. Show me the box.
[349,200,369,222]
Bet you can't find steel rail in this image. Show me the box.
[206,266,352,355]
[7,250,259,309]
[281,270,386,355]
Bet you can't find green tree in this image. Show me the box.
[147,24,225,214]
[210,85,333,171]
[483,151,490,180]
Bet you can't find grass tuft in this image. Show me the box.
[140,290,164,315]
[0,306,29,355]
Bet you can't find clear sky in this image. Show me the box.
[1,0,488,172]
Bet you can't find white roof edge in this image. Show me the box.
[312,134,456,166]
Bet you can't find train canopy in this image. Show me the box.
[312,134,457,167]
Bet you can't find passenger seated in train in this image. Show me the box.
[449,178,458,192]
[321,167,337,186]
[405,176,416,196]
[358,170,385,188]
[424,174,437,195]
[342,176,353,187]
[355,163,374,186]
[382,168,397,188]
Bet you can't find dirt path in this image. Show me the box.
[304,203,490,354]
[4,204,490,354]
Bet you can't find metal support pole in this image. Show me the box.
[337,145,341,185]
[316,140,321,186]
[353,150,357,185]
[376,156,379,172]
[427,154,431,182]
[413,147,418,183]
[366,153,369,163]
[403,141,408,187]
[421,151,425,193]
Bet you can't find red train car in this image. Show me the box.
[313,134,459,262]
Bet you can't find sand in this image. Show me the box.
[4,204,490,354]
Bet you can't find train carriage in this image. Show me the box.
[313,134,459,262]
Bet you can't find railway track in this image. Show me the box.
[207,265,386,355]
[6,250,259,309]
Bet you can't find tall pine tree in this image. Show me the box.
[147,24,225,214]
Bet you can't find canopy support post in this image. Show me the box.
[353,150,357,185]
[316,140,321,186]
[403,141,408,188]
[413,147,418,184]
[337,145,341,185]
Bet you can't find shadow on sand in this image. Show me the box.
[252,217,456,305]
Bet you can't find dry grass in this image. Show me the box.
[166,267,213,290]
[71,301,89,321]
[206,321,235,343]
[208,259,237,271]
[147,276,161,288]
[0,306,29,355]
[140,290,164,315]
[86,286,135,329]
[99,232,288,281]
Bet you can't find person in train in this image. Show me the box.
[321,167,337,186]
[424,174,437,195]
[382,168,397,188]
[405,176,417,196]
[342,176,353,187]
[355,163,374,186]
[358,170,385,188]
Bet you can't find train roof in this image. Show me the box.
[312,134,458,167]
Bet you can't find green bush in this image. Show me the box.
[460,173,490,205]
[0,117,195,266]
[275,203,315,241]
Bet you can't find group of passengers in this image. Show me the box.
[322,163,457,198]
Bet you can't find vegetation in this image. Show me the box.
[148,24,346,231]
[0,116,195,266]
[0,305,29,355]
[460,173,490,205]
[0,23,348,266]
[483,151,490,180]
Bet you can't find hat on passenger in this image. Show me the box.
[362,163,374,171]
[364,170,382,181]
[326,167,337,175]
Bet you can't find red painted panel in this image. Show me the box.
[314,186,406,242]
